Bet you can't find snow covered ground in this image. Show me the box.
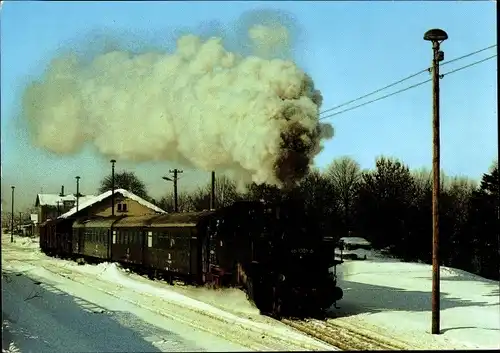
[2,235,499,351]
[1,235,334,352]
[2,267,248,353]
[332,250,500,350]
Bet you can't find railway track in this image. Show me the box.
[282,318,416,350]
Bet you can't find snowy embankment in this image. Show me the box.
[333,251,500,350]
[1,235,335,352]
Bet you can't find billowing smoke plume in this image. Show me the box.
[22,22,333,188]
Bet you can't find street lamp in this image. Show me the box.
[162,176,174,211]
[110,160,116,216]
[11,186,14,243]
[76,176,81,212]
[424,28,448,335]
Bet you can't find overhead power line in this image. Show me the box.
[440,54,497,76]
[319,54,497,121]
[439,44,497,67]
[319,44,497,116]
[319,69,429,115]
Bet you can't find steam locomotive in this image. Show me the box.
[40,199,343,317]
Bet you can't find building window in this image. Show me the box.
[117,203,128,212]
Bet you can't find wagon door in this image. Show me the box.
[128,229,143,265]
[143,230,153,269]
[78,228,85,255]
[111,229,128,263]
[110,228,117,259]
[201,229,209,282]
[72,227,80,255]
[189,228,201,283]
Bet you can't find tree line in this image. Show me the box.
[99,157,499,281]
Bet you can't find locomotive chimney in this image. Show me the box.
[210,171,216,210]
[59,185,65,197]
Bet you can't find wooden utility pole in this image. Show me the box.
[110,160,116,216]
[11,186,15,242]
[76,176,81,212]
[210,171,216,210]
[424,28,448,335]
[168,169,183,212]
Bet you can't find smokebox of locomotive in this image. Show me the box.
[271,199,343,310]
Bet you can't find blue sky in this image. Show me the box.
[1,0,497,210]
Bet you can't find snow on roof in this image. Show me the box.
[37,193,96,206]
[339,237,372,246]
[58,188,166,219]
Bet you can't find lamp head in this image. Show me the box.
[424,29,448,42]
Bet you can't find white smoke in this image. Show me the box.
[248,23,290,58]
[22,24,333,188]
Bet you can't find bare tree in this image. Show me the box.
[158,192,192,212]
[186,175,243,211]
[188,186,211,211]
[214,175,241,208]
[326,156,361,228]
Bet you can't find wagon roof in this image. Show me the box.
[39,219,55,227]
[150,210,215,227]
[40,217,70,227]
[112,211,215,228]
[73,216,125,228]
[112,214,159,227]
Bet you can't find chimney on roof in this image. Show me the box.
[60,185,65,197]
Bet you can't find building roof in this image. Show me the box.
[35,194,96,207]
[58,188,166,219]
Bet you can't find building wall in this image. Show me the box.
[39,206,58,223]
[77,195,159,218]
[38,203,75,223]
[95,196,157,217]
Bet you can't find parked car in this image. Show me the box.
[335,236,372,260]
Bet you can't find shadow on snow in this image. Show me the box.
[326,278,497,320]
[1,270,204,353]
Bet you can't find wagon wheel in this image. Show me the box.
[271,286,283,319]
[246,278,256,302]
[254,280,276,315]
[246,277,265,310]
